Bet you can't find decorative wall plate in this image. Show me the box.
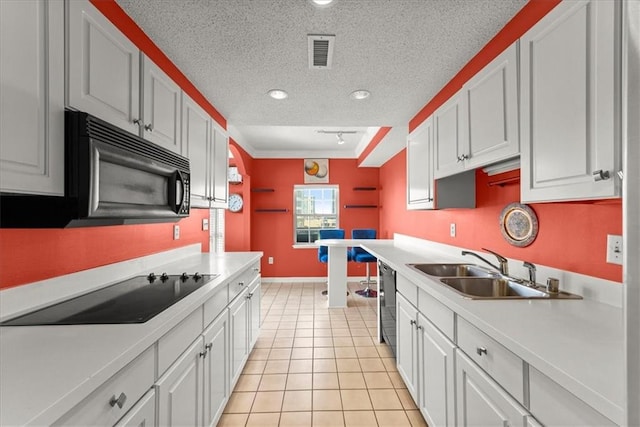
[499,203,538,247]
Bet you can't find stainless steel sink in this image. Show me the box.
[407,263,497,278]
[439,277,582,300]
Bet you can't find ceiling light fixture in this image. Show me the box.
[316,129,356,145]
[310,0,334,6]
[267,89,288,100]
[350,90,370,100]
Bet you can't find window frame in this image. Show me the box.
[292,184,340,246]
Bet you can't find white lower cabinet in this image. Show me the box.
[396,290,455,426]
[528,367,616,426]
[229,288,250,386]
[418,312,456,427]
[248,278,261,349]
[456,350,529,427]
[113,389,156,427]
[203,310,230,427]
[156,337,205,427]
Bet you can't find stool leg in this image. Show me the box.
[355,263,377,298]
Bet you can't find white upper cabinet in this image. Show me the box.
[463,42,519,169]
[520,0,620,203]
[407,117,435,210]
[182,94,211,208]
[211,122,229,208]
[0,0,64,196]
[433,90,466,179]
[67,0,140,135]
[142,55,182,153]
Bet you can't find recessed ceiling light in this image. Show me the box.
[350,90,370,100]
[310,0,334,6]
[267,89,288,100]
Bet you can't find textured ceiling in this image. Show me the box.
[116,0,526,164]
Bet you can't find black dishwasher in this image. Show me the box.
[378,261,397,357]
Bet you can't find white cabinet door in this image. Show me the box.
[210,123,229,207]
[463,42,519,169]
[203,310,230,427]
[229,289,249,387]
[520,0,620,202]
[396,292,418,401]
[0,0,64,196]
[456,350,529,427]
[434,90,466,179]
[156,337,204,427]
[142,55,182,154]
[113,389,156,427]
[248,278,261,350]
[418,313,455,427]
[182,94,211,208]
[67,0,140,134]
[407,117,434,210]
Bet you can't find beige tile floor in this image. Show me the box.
[218,282,429,427]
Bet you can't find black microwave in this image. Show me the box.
[0,111,190,228]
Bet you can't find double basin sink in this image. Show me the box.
[406,263,582,300]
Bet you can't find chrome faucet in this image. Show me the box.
[461,248,509,275]
[523,261,537,286]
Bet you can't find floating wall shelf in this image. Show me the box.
[344,205,378,209]
[251,188,275,192]
[353,187,377,191]
[255,208,289,213]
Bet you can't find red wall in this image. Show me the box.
[250,159,379,278]
[379,150,623,282]
[0,209,211,289]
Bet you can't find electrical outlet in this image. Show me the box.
[606,234,623,265]
[173,224,180,240]
[450,223,456,237]
[202,218,209,231]
[268,257,274,265]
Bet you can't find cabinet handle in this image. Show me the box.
[476,347,488,356]
[410,319,416,328]
[253,268,260,272]
[457,154,469,163]
[427,197,434,202]
[132,118,142,126]
[199,350,207,358]
[144,123,153,132]
[205,343,213,351]
[417,325,423,331]
[239,281,245,286]
[592,169,611,181]
[109,392,127,409]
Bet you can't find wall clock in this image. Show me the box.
[228,194,243,213]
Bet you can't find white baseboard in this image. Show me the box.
[261,276,373,283]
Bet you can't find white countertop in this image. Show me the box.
[363,240,624,425]
[0,250,262,426]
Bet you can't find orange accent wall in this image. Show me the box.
[0,209,211,289]
[357,127,392,166]
[250,159,379,278]
[226,141,252,252]
[379,150,623,282]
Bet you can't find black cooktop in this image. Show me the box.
[0,272,218,326]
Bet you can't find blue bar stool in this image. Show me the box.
[318,229,352,296]
[350,228,377,298]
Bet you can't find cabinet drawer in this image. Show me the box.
[229,262,260,301]
[53,346,155,426]
[158,306,203,375]
[203,283,228,327]
[397,274,418,302]
[418,288,454,340]
[457,317,524,403]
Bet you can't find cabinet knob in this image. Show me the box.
[144,123,153,132]
[132,118,142,126]
[205,343,213,351]
[109,392,127,409]
[239,281,245,287]
[253,267,260,272]
[417,325,424,331]
[592,169,611,181]
[199,350,207,358]
[476,347,488,356]
[410,319,416,327]
[457,154,469,163]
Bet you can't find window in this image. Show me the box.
[294,185,339,244]
[211,208,225,253]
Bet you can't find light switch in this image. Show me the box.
[173,224,180,240]
[606,234,622,265]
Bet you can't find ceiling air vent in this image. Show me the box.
[308,34,335,69]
